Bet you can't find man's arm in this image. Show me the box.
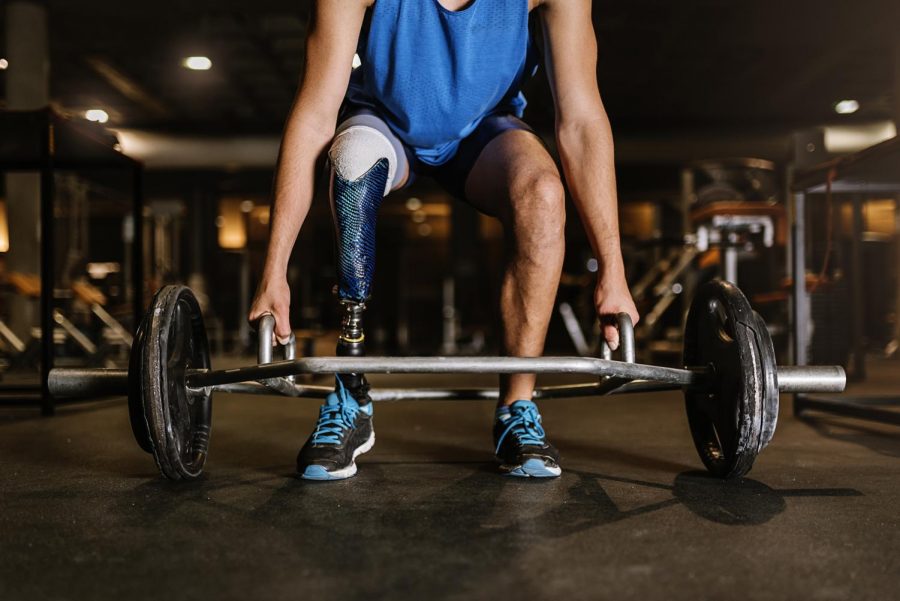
[538,0,639,349]
[249,0,371,342]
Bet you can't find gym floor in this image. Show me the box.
[2,360,898,600]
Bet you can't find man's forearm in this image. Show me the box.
[262,111,335,281]
[556,115,625,279]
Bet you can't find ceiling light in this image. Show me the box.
[834,99,860,115]
[182,56,212,71]
[84,109,109,124]
[0,58,8,70]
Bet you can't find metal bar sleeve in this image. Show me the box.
[795,395,900,425]
[48,368,128,398]
[776,365,846,393]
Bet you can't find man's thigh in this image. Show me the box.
[462,128,561,222]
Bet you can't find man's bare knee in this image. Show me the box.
[507,170,566,250]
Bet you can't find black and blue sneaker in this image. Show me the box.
[494,400,561,478]
[297,379,374,480]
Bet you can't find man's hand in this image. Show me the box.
[539,0,637,352]
[248,277,293,345]
[594,274,639,352]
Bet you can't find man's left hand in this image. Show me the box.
[594,275,640,352]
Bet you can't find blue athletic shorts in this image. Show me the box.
[339,104,538,201]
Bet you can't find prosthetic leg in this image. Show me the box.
[328,116,404,403]
[332,158,388,403]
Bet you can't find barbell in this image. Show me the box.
[48,279,846,481]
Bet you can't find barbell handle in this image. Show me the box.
[256,313,296,366]
[600,312,636,364]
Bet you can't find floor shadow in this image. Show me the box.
[553,436,697,473]
[244,466,603,598]
[672,470,862,525]
[100,460,867,600]
[562,468,862,527]
[365,433,488,463]
[107,463,865,540]
[108,462,661,598]
[0,396,125,426]
[801,415,900,458]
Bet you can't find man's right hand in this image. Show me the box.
[248,277,293,345]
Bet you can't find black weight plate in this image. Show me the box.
[752,311,779,450]
[140,286,212,480]
[127,314,153,453]
[683,280,768,479]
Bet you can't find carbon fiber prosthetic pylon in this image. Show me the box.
[330,157,389,403]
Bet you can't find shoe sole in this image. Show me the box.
[300,431,376,481]
[500,457,562,478]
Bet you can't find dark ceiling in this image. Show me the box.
[1,0,898,136]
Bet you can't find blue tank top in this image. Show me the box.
[346,0,537,166]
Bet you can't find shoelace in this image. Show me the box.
[495,404,546,455]
[310,380,360,445]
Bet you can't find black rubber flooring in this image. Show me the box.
[1,367,898,600]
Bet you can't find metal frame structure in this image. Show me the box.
[791,135,900,423]
[0,108,144,414]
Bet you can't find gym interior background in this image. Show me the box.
[1,1,899,599]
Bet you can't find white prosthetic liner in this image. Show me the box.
[329,125,400,197]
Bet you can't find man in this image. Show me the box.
[249,0,639,480]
